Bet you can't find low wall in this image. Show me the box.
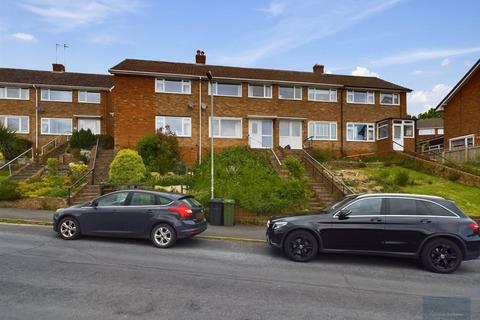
[0,197,66,210]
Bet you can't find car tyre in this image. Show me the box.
[421,238,462,273]
[151,223,177,248]
[284,230,318,262]
[58,217,81,240]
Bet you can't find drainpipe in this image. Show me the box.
[34,85,39,158]
[340,88,345,156]
[198,76,202,164]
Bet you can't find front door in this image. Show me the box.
[78,118,101,135]
[392,121,404,151]
[248,119,273,149]
[279,120,302,149]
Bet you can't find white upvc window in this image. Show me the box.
[449,134,475,150]
[377,120,388,140]
[41,89,72,102]
[308,88,337,102]
[155,116,191,137]
[308,121,337,140]
[418,128,436,136]
[41,118,72,135]
[347,90,375,104]
[403,120,415,138]
[0,87,29,100]
[208,82,242,97]
[78,118,101,135]
[437,128,444,135]
[380,92,400,105]
[347,122,375,142]
[155,78,191,94]
[248,84,272,98]
[0,115,29,133]
[78,91,101,103]
[209,117,242,138]
[278,85,302,100]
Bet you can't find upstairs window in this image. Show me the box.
[308,88,337,102]
[308,121,337,140]
[347,90,375,104]
[377,121,388,140]
[0,115,29,133]
[41,89,72,102]
[155,116,191,137]
[78,91,101,103]
[155,79,191,94]
[248,84,272,98]
[0,87,29,100]
[279,86,302,100]
[347,123,375,142]
[209,82,242,97]
[380,92,399,105]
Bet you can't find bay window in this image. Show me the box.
[377,121,388,140]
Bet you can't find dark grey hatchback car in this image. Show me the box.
[53,190,207,248]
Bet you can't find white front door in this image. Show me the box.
[248,119,273,149]
[392,121,403,151]
[279,120,302,149]
[78,118,101,135]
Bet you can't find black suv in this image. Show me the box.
[266,194,480,273]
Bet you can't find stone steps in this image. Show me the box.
[10,163,44,181]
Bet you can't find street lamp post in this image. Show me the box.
[206,71,214,199]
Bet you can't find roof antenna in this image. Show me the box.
[55,43,68,64]
[63,43,68,66]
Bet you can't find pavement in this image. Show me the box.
[0,224,478,320]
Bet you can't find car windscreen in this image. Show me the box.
[180,197,203,208]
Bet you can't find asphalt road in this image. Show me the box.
[0,224,478,320]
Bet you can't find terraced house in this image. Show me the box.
[109,51,414,163]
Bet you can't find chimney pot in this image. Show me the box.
[313,64,324,74]
[52,63,65,72]
[195,50,206,64]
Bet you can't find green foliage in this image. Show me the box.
[416,108,442,120]
[46,158,59,176]
[17,175,71,198]
[69,163,89,181]
[191,146,310,214]
[109,149,146,183]
[310,148,335,162]
[283,156,305,179]
[69,129,97,149]
[0,177,21,200]
[447,172,460,182]
[393,170,410,186]
[148,174,192,187]
[0,124,32,159]
[137,131,181,174]
[0,151,4,160]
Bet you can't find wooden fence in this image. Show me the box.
[431,146,480,163]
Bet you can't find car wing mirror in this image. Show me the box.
[91,200,98,207]
[337,209,351,220]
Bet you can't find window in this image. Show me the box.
[96,192,129,207]
[419,129,435,136]
[209,82,242,97]
[41,89,72,102]
[155,116,191,137]
[41,118,72,135]
[78,91,101,103]
[388,198,416,215]
[210,117,242,138]
[308,121,337,140]
[387,198,456,217]
[155,79,191,94]
[403,121,414,138]
[377,121,388,140]
[347,123,375,142]
[415,200,456,217]
[308,88,337,102]
[347,90,375,104]
[248,84,272,98]
[449,135,474,150]
[0,116,29,133]
[437,128,444,135]
[0,87,29,100]
[278,86,302,100]
[380,92,399,105]
[129,192,156,206]
[344,198,382,216]
[78,119,101,135]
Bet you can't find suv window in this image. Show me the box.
[96,192,129,207]
[129,192,156,206]
[388,198,416,215]
[344,198,382,216]
[415,200,456,217]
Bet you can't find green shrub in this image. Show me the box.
[447,172,460,182]
[46,158,59,176]
[0,178,21,200]
[0,124,32,159]
[69,129,97,150]
[137,131,181,174]
[149,174,192,187]
[393,170,410,187]
[69,163,89,181]
[310,148,335,162]
[283,156,305,179]
[109,149,146,183]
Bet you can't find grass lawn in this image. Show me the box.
[0,170,8,177]
[361,166,480,217]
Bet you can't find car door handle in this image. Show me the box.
[370,218,383,222]
[420,219,432,224]
[146,209,154,214]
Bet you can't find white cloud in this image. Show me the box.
[412,70,424,75]
[351,66,379,77]
[260,1,286,16]
[371,47,480,66]
[11,32,37,42]
[408,83,452,116]
[440,58,450,67]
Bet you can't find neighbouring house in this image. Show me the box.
[109,51,413,164]
[0,64,113,154]
[416,118,444,152]
[435,59,480,151]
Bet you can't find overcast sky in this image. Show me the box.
[0,0,479,115]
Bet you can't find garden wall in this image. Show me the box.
[0,197,66,210]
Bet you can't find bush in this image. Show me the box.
[149,174,192,187]
[69,129,97,149]
[0,178,21,200]
[137,131,181,174]
[447,172,460,182]
[17,175,71,197]
[46,158,59,176]
[109,149,146,183]
[0,124,32,159]
[283,156,305,179]
[393,170,410,186]
[0,151,4,160]
[69,163,89,181]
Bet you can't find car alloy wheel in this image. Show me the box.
[284,230,318,262]
[151,223,177,248]
[58,217,80,240]
[421,238,462,273]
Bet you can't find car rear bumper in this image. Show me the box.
[177,219,207,239]
[464,238,480,261]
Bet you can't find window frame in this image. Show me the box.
[155,78,191,95]
[380,92,400,106]
[0,86,29,100]
[248,84,272,99]
[384,197,459,218]
[308,121,337,141]
[377,120,388,140]
[0,115,29,134]
[403,120,415,138]
[346,90,375,104]
[418,128,436,136]
[209,117,243,139]
[40,117,73,135]
[208,82,242,97]
[155,116,192,137]
[94,191,130,207]
[346,122,375,142]
[41,88,73,102]
[278,85,302,100]
[127,192,159,207]
[449,134,475,150]
[307,87,337,102]
[333,197,384,217]
[78,90,101,104]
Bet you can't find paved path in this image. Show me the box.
[0,224,478,320]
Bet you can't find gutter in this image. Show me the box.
[0,82,111,91]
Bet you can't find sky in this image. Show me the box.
[0,0,479,116]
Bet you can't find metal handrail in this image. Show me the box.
[248,135,281,166]
[0,147,34,177]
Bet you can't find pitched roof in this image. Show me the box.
[0,68,113,90]
[110,59,411,92]
[416,118,443,129]
[435,59,480,111]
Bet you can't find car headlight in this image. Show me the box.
[56,208,64,212]
[273,221,288,230]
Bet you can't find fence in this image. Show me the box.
[431,146,480,163]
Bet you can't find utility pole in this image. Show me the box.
[206,71,214,199]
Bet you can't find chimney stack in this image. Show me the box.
[313,64,324,74]
[52,63,65,72]
[195,50,206,64]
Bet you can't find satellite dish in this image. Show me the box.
[187,101,195,109]
[201,103,207,110]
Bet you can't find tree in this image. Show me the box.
[108,149,146,183]
[0,123,32,160]
[417,108,442,120]
[137,130,181,174]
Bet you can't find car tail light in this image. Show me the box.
[168,204,193,219]
[469,223,480,235]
